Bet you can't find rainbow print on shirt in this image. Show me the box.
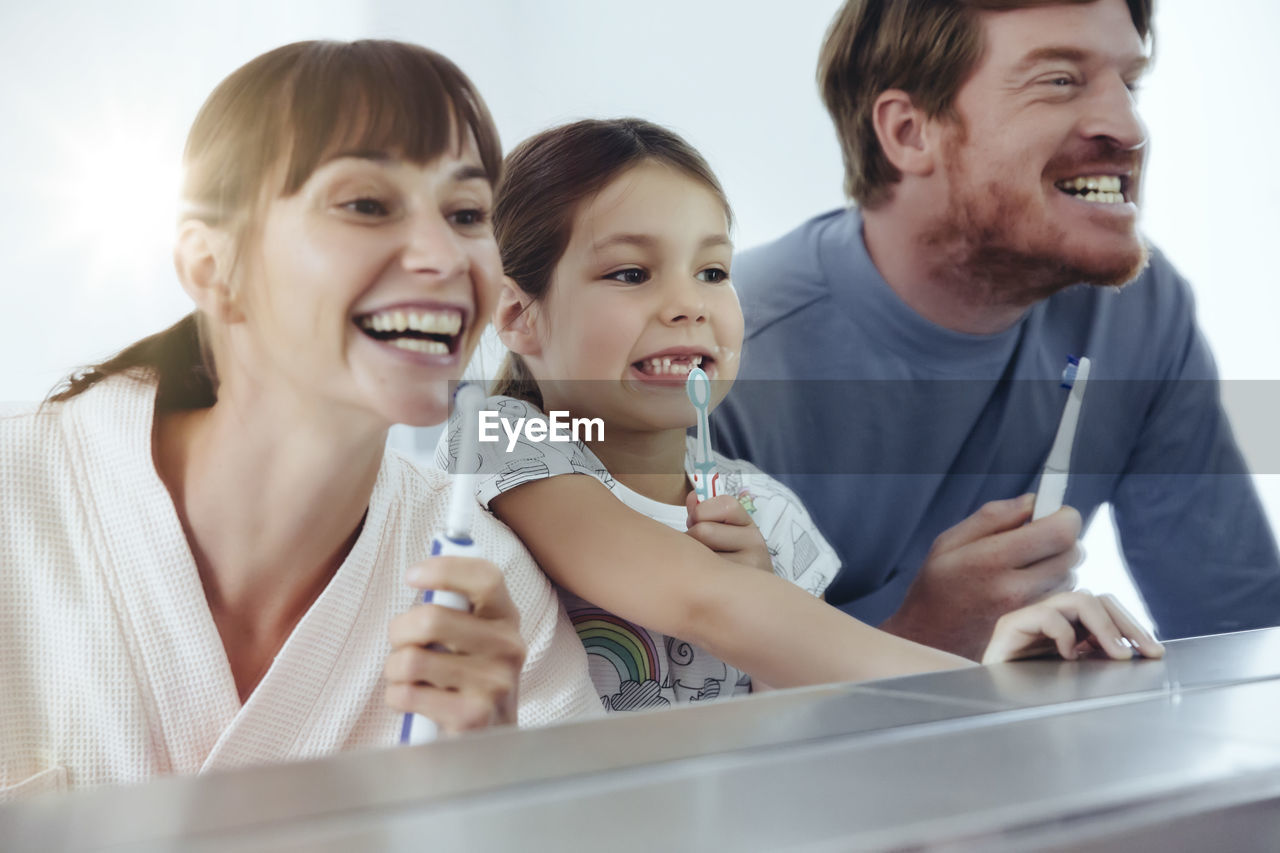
[571,607,669,711]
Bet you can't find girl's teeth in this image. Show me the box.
[642,354,705,375]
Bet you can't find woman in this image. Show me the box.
[0,40,597,800]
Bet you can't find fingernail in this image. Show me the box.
[406,566,425,585]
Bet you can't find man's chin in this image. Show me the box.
[1058,238,1151,289]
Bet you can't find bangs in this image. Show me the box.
[277,40,502,195]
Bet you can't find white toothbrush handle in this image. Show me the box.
[1032,470,1068,521]
[401,535,473,746]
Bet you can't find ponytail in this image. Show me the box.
[46,312,217,411]
[490,351,543,410]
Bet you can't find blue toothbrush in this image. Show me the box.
[1032,356,1092,521]
[401,383,486,745]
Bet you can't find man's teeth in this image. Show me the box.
[1057,175,1126,204]
[640,355,703,376]
[359,309,462,335]
[389,338,449,355]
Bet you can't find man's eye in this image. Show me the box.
[697,268,729,284]
[343,198,388,216]
[606,268,648,284]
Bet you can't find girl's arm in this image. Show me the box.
[492,474,974,686]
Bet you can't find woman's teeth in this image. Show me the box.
[638,355,704,376]
[356,308,462,355]
[359,310,461,335]
[1055,175,1126,205]
[390,338,449,354]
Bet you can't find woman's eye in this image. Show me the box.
[342,197,389,216]
[1046,75,1077,88]
[605,268,649,285]
[450,208,489,227]
[697,268,729,284]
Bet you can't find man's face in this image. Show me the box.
[923,0,1151,304]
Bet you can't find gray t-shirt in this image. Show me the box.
[713,206,1280,638]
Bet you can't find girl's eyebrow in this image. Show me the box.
[591,233,733,251]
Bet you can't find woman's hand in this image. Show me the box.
[981,590,1164,664]
[384,556,526,734]
[684,492,773,573]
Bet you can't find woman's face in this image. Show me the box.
[225,133,501,428]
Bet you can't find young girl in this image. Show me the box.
[0,41,598,799]
[440,118,1162,711]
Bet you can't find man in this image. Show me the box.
[712,0,1280,659]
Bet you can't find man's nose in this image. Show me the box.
[1080,75,1148,154]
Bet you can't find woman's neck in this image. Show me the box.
[152,391,385,685]
[588,426,690,506]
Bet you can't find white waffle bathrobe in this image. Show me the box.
[0,373,598,799]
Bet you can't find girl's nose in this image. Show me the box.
[661,279,707,325]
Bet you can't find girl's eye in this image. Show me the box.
[605,268,649,285]
[450,208,489,227]
[342,197,389,217]
[697,268,729,284]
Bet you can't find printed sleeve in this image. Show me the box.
[713,455,842,598]
[434,395,614,511]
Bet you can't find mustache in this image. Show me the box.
[1045,140,1144,178]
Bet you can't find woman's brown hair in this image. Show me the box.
[491,118,732,408]
[48,39,501,410]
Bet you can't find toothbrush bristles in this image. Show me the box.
[1060,355,1080,390]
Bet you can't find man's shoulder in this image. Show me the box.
[734,207,855,333]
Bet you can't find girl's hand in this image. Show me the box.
[981,590,1164,664]
[385,556,527,734]
[685,491,773,573]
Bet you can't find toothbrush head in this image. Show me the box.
[1060,355,1081,390]
[454,382,485,415]
[686,367,711,409]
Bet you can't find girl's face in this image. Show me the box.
[525,161,742,433]
[227,134,502,428]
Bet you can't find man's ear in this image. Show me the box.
[871,89,939,178]
[494,277,541,357]
[173,221,244,323]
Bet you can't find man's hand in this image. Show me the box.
[684,491,774,573]
[880,494,1082,659]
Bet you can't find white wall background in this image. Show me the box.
[2,0,1276,631]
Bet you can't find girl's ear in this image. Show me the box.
[494,277,542,357]
[174,221,244,323]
